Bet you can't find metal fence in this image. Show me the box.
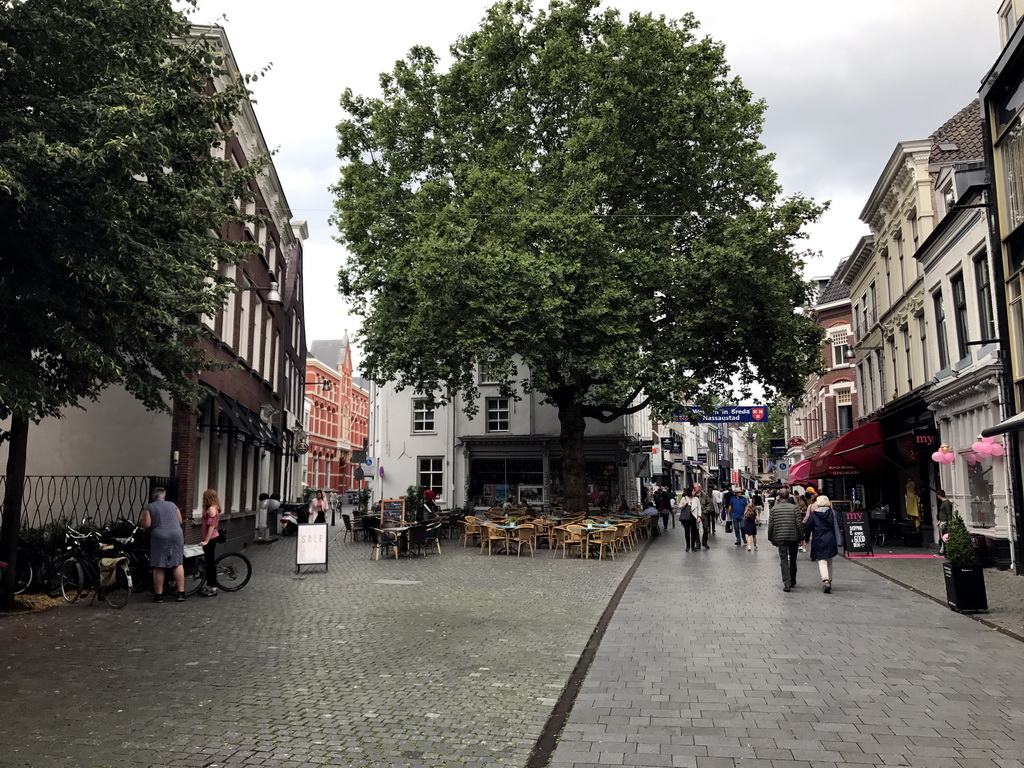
[0,475,177,532]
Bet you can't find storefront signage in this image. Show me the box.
[833,501,872,556]
[676,405,767,423]
[788,437,805,447]
[295,523,329,572]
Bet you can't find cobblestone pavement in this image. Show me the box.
[549,535,1024,768]
[0,511,643,768]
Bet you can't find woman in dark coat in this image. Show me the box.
[804,495,840,593]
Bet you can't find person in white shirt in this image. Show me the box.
[711,486,723,534]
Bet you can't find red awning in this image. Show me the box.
[788,460,810,485]
[807,421,885,478]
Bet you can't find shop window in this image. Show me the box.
[975,254,996,342]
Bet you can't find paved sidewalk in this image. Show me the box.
[0,511,644,768]
[842,548,1024,638]
[549,535,1024,768]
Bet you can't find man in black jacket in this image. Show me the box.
[767,488,804,592]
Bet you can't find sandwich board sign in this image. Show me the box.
[296,522,329,573]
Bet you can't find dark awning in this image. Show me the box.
[981,411,1024,437]
[808,421,885,478]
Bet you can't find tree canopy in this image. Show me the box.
[331,0,826,510]
[0,0,263,606]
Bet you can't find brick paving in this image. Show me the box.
[548,534,1024,768]
[0,510,642,768]
[4,518,1024,768]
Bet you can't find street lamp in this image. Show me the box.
[242,280,283,306]
[306,380,332,392]
[843,344,883,362]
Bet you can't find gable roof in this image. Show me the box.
[929,100,983,166]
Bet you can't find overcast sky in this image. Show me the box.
[189,1,999,371]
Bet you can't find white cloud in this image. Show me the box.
[190,0,1000,372]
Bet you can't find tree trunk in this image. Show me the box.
[0,414,29,611]
[558,402,589,515]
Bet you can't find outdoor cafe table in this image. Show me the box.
[577,523,616,558]
[380,525,411,557]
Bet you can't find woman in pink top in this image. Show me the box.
[199,489,221,597]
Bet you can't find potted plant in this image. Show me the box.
[942,513,988,613]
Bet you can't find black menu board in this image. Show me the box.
[381,498,406,525]
[832,500,872,555]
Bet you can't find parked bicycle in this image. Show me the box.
[0,543,35,595]
[56,517,132,608]
[116,518,251,595]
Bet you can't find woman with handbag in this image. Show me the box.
[804,495,841,593]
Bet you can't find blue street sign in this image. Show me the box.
[365,458,373,466]
[676,405,768,423]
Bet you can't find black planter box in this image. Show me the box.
[943,563,988,613]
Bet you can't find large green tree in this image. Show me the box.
[0,0,262,608]
[332,0,825,513]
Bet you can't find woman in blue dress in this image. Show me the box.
[141,487,185,602]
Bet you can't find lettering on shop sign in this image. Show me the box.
[296,522,329,569]
[832,501,872,556]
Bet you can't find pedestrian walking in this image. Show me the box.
[678,488,697,551]
[710,485,721,534]
[798,490,815,552]
[728,489,748,545]
[668,492,677,529]
[658,487,672,532]
[767,488,802,591]
[804,494,841,593]
[309,489,328,524]
[935,489,953,557]
[198,488,221,598]
[141,487,186,603]
[743,501,759,551]
[691,484,708,549]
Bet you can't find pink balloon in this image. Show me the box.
[931,451,944,462]
[982,436,996,443]
[990,443,1005,457]
[942,533,949,542]
[943,452,956,464]
[966,453,978,465]
[973,441,993,456]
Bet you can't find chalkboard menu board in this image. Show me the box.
[832,500,872,555]
[381,498,406,525]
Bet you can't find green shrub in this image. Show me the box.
[405,485,425,522]
[944,513,975,566]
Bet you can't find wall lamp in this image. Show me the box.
[965,338,1003,346]
[306,380,332,392]
[844,345,883,361]
[242,280,283,306]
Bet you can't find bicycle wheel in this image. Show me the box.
[13,558,32,595]
[182,559,206,597]
[214,552,252,592]
[100,562,132,609]
[59,559,84,602]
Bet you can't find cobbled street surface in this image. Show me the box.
[0,513,640,768]
[550,533,1024,768]
[6,518,1024,768]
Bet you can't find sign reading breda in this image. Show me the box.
[676,405,768,423]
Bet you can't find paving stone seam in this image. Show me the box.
[845,557,1024,645]
[526,534,656,768]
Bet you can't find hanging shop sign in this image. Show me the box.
[676,405,767,423]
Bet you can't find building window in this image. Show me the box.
[917,313,928,381]
[486,397,510,432]
[868,282,877,325]
[951,272,969,361]
[975,254,997,342]
[1011,279,1024,385]
[934,290,949,371]
[909,211,919,250]
[479,361,504,384]
[894,233,905,293]
[831,330,850,367]
[1000,122,1024,232]
[412,400,435,433]
[418,456,443,498]
[902,326,912,390]
[835,389,853,434]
